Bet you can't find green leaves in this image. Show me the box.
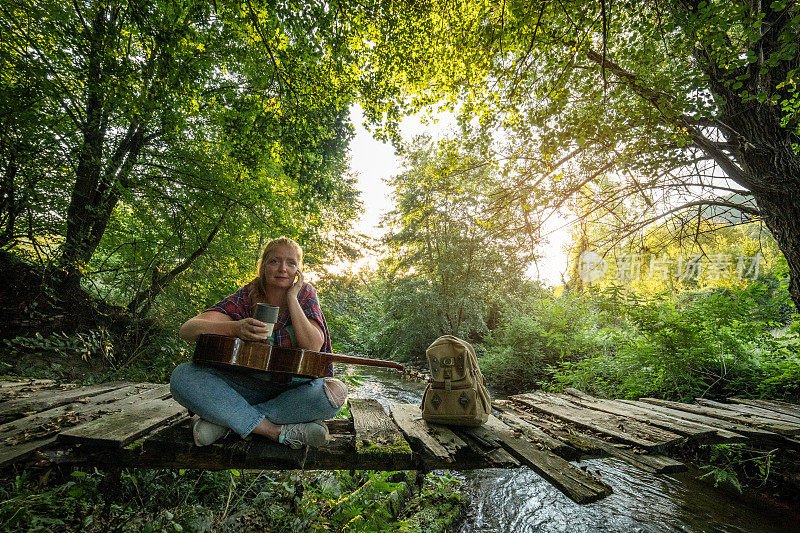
[359,0,800,307]
[376,135,528,359]
[2,0,375,320]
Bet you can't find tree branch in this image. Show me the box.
[577,46,755,190]
[126,208,228,315]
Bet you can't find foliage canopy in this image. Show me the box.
[373,0,800,308]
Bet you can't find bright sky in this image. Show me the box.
[346,104,571,286]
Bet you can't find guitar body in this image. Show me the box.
[193,334,404,378]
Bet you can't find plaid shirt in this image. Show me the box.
[206,281,333,376]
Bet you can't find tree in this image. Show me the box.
[0,0,368,325]
[378,136,529,359]
[374,0,800,308]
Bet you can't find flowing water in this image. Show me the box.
[341,364,800,533]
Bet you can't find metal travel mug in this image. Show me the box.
[254,303,279,341]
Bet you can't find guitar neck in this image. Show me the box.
[193,334,405,375]
[327,353,405,371]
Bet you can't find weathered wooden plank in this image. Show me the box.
[728,398,800,420]
[749,397,800,410]
[513,392,685,451]
[399,418,478,470]
[561,389,733,442]
[0,436,59,467]
[617,400,778,440]
[482,414,612,503]
[455,422,520,468]
[0,382,128,421]
[306,435,420,471]
[0,379,59,398]
[1,385,152,439]
[422,422,469,458]
[695,398,800,425]
[639,398,800,436]
[69,418,415,471]
[478,446,519,468]
[0,384,163,467]
[0,379,57,389]
[492,402,581,459]
[58,386,184,447]
[144,416,417,471]
[497,401,686,474]
[452,425,519,469]
[133,418,309,470]
[577,433,686,474]
[496,400,596,455]
[389,403,455,465]
[349,398,412,461]
[238,435,310,469]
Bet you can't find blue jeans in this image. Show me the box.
[169,363,343,438]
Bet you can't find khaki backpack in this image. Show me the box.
[421,335,491,426]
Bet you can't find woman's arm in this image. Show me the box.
[179,311,270,342]
[287,271,325,351]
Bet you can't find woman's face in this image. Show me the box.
[263,245,300,289]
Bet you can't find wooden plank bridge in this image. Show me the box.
[2,379,799,504]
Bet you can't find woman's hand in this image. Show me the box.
[288,269,307,299]
[284,270,325,350]
[234,317,271,341]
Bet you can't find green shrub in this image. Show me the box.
[552,284,800,402]
[0,468,462,532]
[480,296,610,391]
[3,330,115,365]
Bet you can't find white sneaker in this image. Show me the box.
[192,417,230,446]
[279,420,329,449]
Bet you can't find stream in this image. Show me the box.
[342,364,799,533]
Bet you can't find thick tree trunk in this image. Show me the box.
[58,6,147,295]
[714,100,800,311]
[59,7,108,290]
[754,196,800,312]
[695,0,800,310]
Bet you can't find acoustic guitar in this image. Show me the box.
[193,334,404,378]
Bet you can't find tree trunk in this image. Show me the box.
[58,6,148,295]
[754,196,800,311]
[59,6,108,291]
[0,158,18,247]
[694,0,800,310]
[713,97,800,311]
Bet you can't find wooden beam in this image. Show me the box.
[496,401,685,474]
[58,386,184,447]
[479,415,612,503]
[349,399,413,462]
[0,382,128,421]
[639,398,800,436]
[513,392,685,451]
[0,379,58,396]
[0,384,163,466]
[389,403,456,467]
[728,398,800,420]
[492,401,581,459]
[497,401,597,455]
[694,398,800,425]
[561,389,736,442]
[617,400,778,440]
[456,423,521,469]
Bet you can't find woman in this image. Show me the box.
[170,237,348,448]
